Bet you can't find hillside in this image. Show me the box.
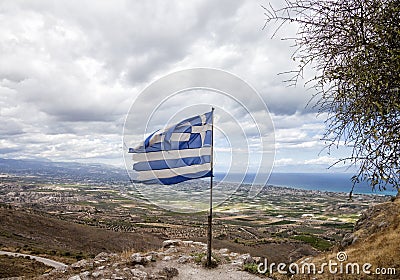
[24,194,400,280]
[0,206,163,263]
[3,198,399,279]
[273,196,400,279]
[0,254,53,279]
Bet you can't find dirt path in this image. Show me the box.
[175,263,269,280]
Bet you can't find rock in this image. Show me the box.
[231,259,244,267]
[147,273,160,280]
[134,264,145,269]
[145,251,159,261]
[218,248,229,254]
[162,239,183,248]
[131,252,148,265]
[177,255,193,263]
[131,252,142,261]
[341,233,355,247]
[94,252,110,260]
[182,240,193,246]
[71,259,88,269]
[149,274,167,280]
[157,252,166,257]
[162,255,173,261]
[130,268,148,279]
[238,253,251,260]
[52,266,68,273]
[164,247,178,254]
[235,253,254,265]
[80,271,90,277]
[192,241,207,247]
[243,255,254,265]
[68,275,81,280]
[91,271,103,278]
[111,274,124,280]
[378,221,388,228]
[158,267,179,279]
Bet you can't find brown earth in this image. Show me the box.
[0,207,164,263]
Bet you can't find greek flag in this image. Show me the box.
[128,110,213,185]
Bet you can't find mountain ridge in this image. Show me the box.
[0,158,128,183]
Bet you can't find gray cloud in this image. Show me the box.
[0,0,326,169]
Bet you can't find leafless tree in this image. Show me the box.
[263,0,400,196]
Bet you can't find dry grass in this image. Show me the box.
[120,248,138,260]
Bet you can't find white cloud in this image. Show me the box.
[0,0,342,172]
[274,158,294,166]
[304,156,338,166]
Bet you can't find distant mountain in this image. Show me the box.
[0,158,129,183]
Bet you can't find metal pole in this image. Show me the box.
[207,107,214,266]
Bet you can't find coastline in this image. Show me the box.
[214,172,397,196]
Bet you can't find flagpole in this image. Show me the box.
[207,107,214,267]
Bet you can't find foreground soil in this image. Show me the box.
[41,239,270,280]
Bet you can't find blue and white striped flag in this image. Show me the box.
[128,110,213,185]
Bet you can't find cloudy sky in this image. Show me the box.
[0,0,353,174]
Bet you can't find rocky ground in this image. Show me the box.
[39,239,269,280]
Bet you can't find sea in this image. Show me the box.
[214,172,397,196]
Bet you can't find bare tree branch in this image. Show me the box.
[263,0,400,194]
